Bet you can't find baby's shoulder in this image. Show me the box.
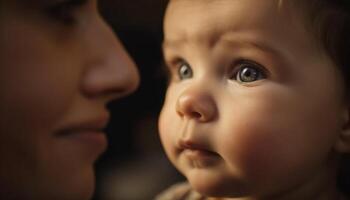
[154,182,204,200]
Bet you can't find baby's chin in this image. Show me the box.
[185,167,251,198]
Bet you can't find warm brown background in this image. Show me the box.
[95,1,184,199]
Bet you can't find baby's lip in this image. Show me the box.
[179,139,205,150]
[178,139,220,166]
[178,139,217,155]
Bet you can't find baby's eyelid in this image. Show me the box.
[171,56,186,65]
[229,60,269,83]
[232,60,268,75]
[164,57,193,81]
[162,59,182,81]
[164,56,187,69]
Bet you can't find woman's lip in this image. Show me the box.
[56,129,108,156]
[63,129,107,146]
[54,114,110,156]
[55,112,110,135]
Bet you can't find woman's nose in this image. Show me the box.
[176,87,217,122]
[81,18,140,101]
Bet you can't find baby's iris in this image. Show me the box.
[178,62,193,80]
[235,63,266,83]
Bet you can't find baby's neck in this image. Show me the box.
[210,159,344,200]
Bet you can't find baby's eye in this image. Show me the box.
[178,61,193,80]
[232,61,266,83]
[48,0,88,25]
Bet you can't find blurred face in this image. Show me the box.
[159,0,347,198]
[0,0,139,199]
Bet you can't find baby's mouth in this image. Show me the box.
[178,140,220,159]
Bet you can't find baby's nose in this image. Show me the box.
[176,87,217,122]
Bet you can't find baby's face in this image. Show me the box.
[159,0,347,197]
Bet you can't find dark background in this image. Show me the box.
[94,1,184,199]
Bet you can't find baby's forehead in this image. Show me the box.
[168,0,282,5]
[164,0,299,38]
[167,0,298,13]
[165,0,309,33]
[163,0,322,65]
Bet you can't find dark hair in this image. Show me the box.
[299,0,350,195]
[338,155,350,195]
[300,0,350,90]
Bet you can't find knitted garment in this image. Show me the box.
[154,182,350,200]
[155,182,206,200]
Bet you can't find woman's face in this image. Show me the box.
[0,0,139,199]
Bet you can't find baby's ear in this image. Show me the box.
[335,108,350,153]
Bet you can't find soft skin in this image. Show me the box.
[159,0,349,199]
[0,0,139,199]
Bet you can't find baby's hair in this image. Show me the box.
[281,0,350,194]
[279,0,350,92]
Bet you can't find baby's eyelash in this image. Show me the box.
[231,59,267,74]
[164,57,191,81]
[166,57,185,67]
[229,59,269,83]
[164,57,181,71]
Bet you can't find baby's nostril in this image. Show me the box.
[191,112,202,119]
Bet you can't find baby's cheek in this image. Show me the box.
[218,115,307,192]
[222,124,283,176]
[158,104,180,161]
[158,108,172,151]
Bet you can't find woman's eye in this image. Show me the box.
[178,62,193,80]
[48,0,87,24]
[233,62,266,83]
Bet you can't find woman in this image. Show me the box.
[0,0,139,199]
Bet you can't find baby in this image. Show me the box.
[156,0,350,199]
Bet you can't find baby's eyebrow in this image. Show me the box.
[218,37,282,57]
[162,39,183,51]
[163,36,280,52]
[162,35,287,64]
